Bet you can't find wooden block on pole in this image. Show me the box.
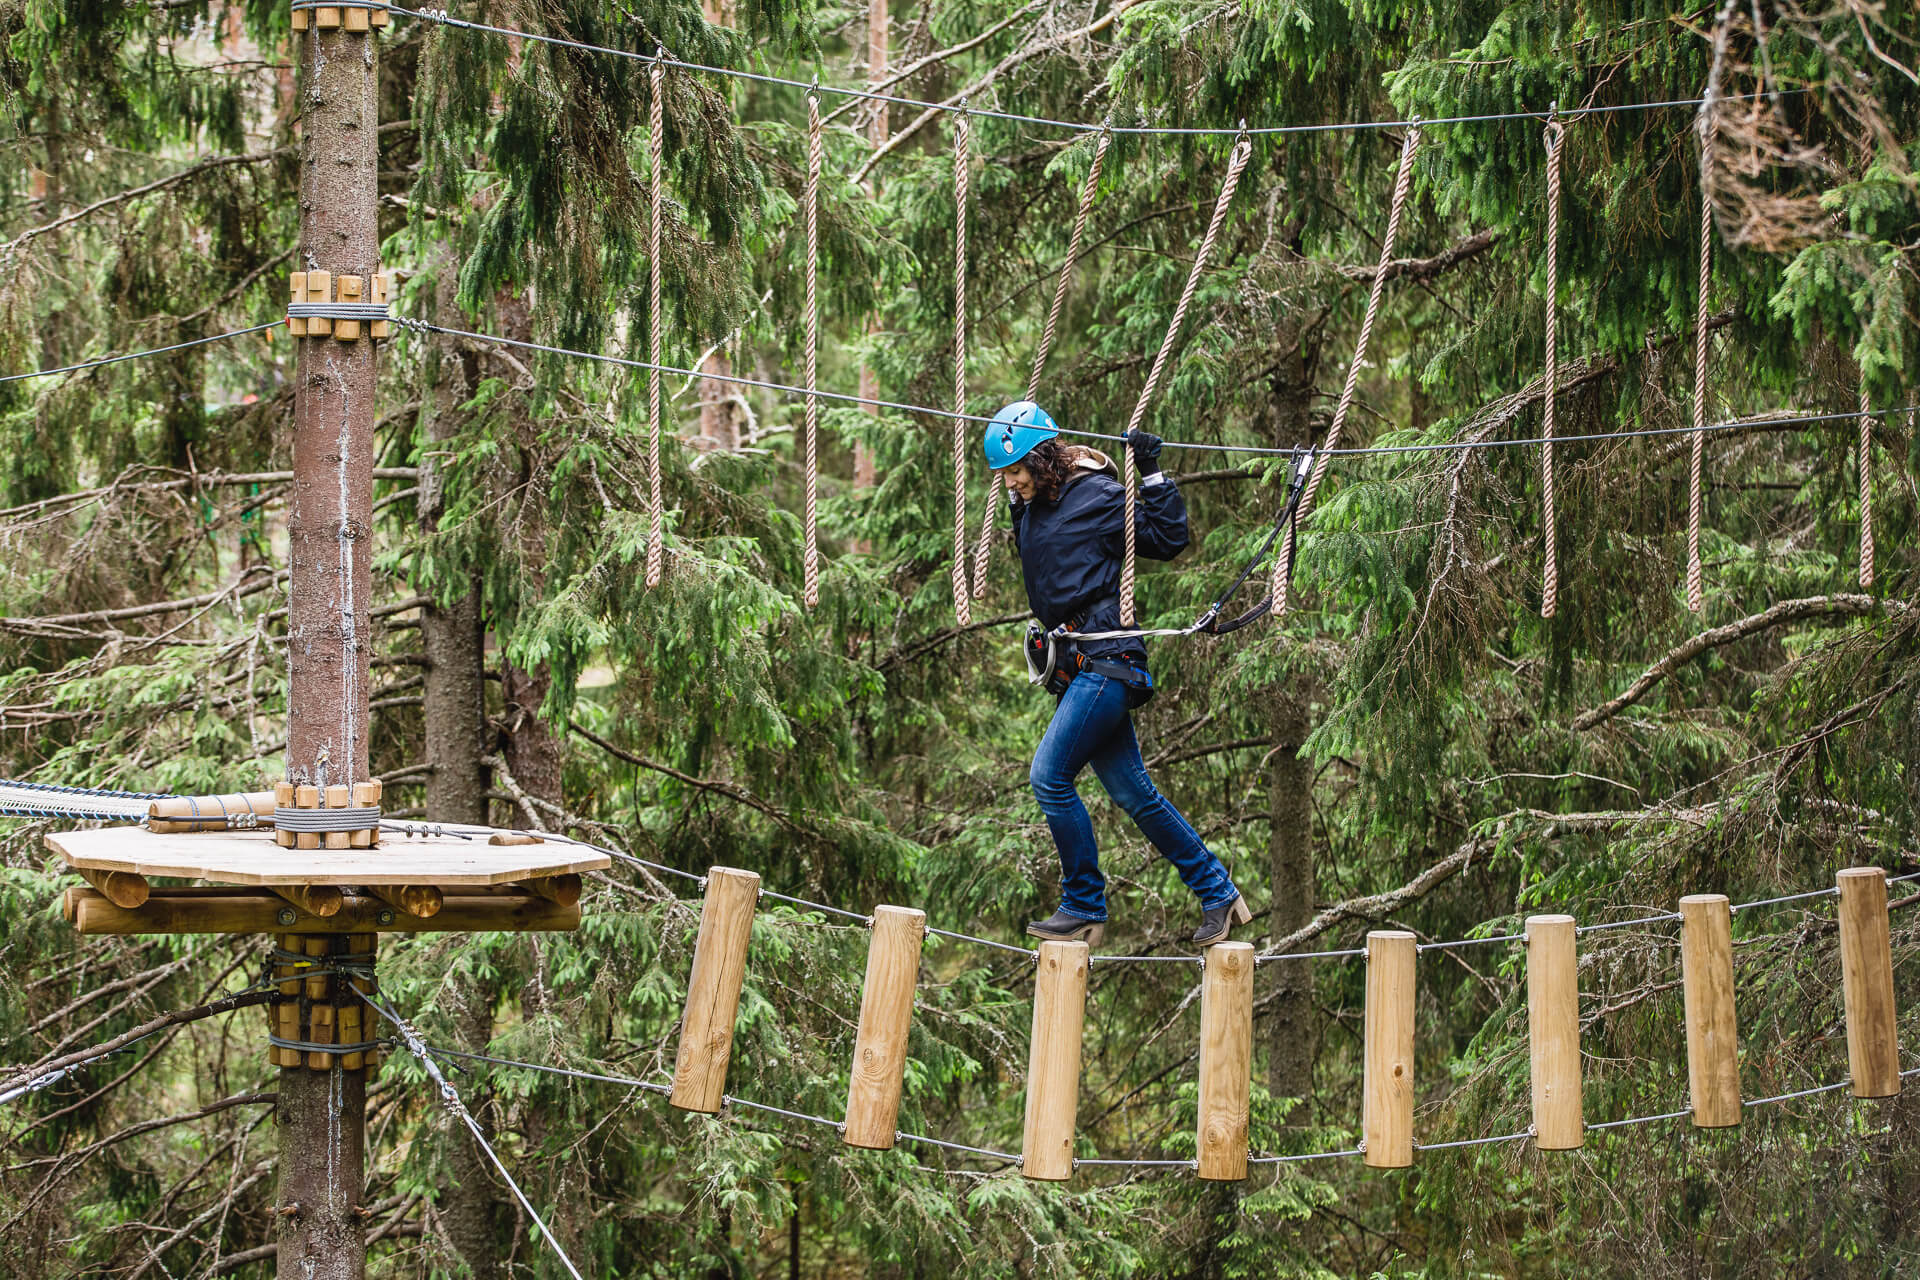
[303,272,332,337]
[369,273,390,337]
[1838,868,1900,1099]
[350,781,378,849]
[1363,930,1416,1168]
[288,272,308,333]
[76,866,149,910]
[334,276,363,341]
[843,905,925,1150]
[274,782,295,849]
[1680,894,1741,1128]
[669,867,761,1113]
[323,784,352,851]
[1196,941,1254,1180]
[294,785,320,851]
[315,4,340,28]
[343,4,368,31]
[277,932,302,997]
[304,935,330,1000]
[276,1001,302,1068]
[340,1004,364,1071]
[306,1011,334,1071]
[1021,939,1089,1182]
[1525,914,1583,1149]
[368,4,388,27]
[292,6,308,30]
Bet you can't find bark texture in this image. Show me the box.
[1264,691,1316,1111]
[287,22,379,790]
[279,19,378,1280]
[421,256,488,827]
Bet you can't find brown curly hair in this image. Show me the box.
[1019,438,1076,504]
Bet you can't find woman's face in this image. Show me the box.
[1002,462,1037,502]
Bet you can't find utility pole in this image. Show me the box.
[281,2,381,1273]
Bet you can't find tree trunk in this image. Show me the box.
[420,256,488,828]
[1264,691,1316,1113]
[278,11,378,1279]
[697,351,740,451]
[441,974,508,1279]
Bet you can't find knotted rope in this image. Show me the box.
[1273,124,1421,617]
[951,106,972,624]
[1859,380,1875,589]
[1687,108,1717,614]
[803,90,823,607]
[647,57,667,588]
[1540,119,1564,619]
[967,123,1113,600]
[1119,133,1253,626]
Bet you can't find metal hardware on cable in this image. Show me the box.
[952,104,973,625]
[285,303,392,320]
[272,805,382,832]
[1540,113,1564,619]
[1859,379,1874,589]
[1118,130,1253,626]
[1687,100,1716,614]
[647,53,667,588]
[803,88,823,607]
[1273,121,1421,618]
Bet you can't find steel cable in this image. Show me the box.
[0,323,278,384]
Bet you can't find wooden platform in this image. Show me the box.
[48,825,609,886]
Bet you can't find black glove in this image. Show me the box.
[1128,429,1164,476]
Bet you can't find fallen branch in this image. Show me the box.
[0,987,272,1101]
[1572,594,1889,730]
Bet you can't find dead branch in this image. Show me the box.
[1338,228,1500,283]
[1572,594,1892,730]
[0,988,272,1099]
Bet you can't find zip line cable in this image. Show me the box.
[0,323,277,384]
[365,993,589,1280]
[349,1,1790,141]
[393,317,1916,461]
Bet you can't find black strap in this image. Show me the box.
[1075,654,1149,686]
[1196,446,1316,635]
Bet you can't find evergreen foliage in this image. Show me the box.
[2,0,1918,1274]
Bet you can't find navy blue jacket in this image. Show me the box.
[1011,472,1190,665]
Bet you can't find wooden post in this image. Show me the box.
[1363,930,1415,1168]
[1837,868,1900,1099]
[1021,940,1088,1181]
[843,905,925,1150]
[323,784,352,851]
[669,867,760,1113]
[1680,894,1741,1128]
[1525,914,1583,1149]
[351,780,378,849]
[1196,941,1253,1180]
[334,275,363,340]
[293,785,320,852]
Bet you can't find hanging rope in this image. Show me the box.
[1859,379,1875,589]
[646,57,666,588]
[1686,108,1717,614]
[966,123,1114,601]
[951,106,972,624]
[1541,118,1565,619]
[1118,132,1253,626]
[803,90,823,607]
[1272,123,1421,617]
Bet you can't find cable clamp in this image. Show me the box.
[274,805,382,833]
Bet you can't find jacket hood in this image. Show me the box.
[1064,445,1119,482]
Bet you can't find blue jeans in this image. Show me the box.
[1030,671,1240,922]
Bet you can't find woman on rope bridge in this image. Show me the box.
[985,400,1253,949]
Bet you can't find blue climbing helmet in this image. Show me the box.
[982,401,1060,470]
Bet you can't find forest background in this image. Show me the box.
[1,0,1918,1275]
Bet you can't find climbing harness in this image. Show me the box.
[646,54,667,588]
[1686,102,1716,614]
[802,88,823,607]
[1033,445,1316,652]
[1119,132,1254,626]
[1272,122,1420,619]
[1540,113,1565,619]
[948,108,967,625]
[1022,606,1156,708]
